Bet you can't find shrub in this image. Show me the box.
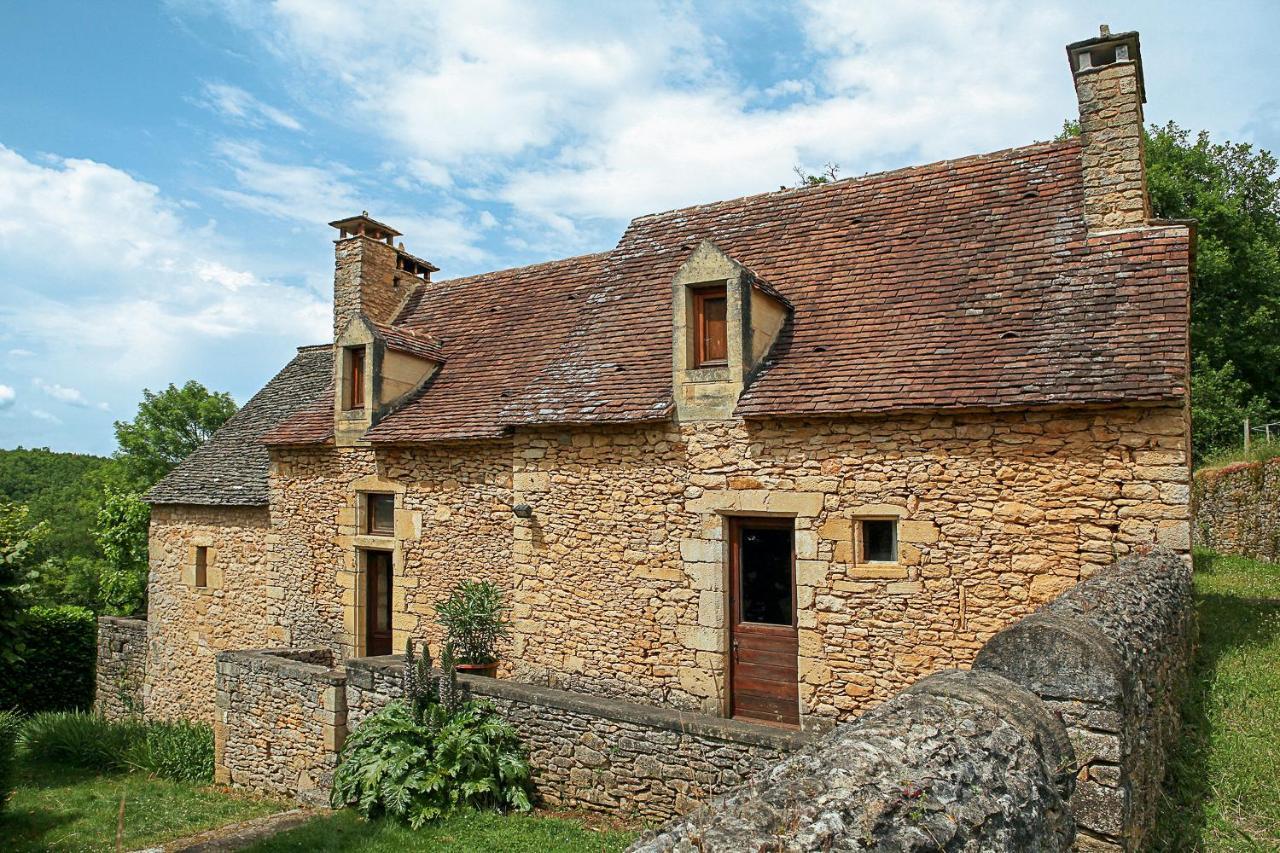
[20,711,143,770]
[331,699,532,827]
[434,580,509,665]
[0,710,19,814]
[126,719,214,783]
[0,604,97,714]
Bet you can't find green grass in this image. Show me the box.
[2,759,286,852]
[243,808,638,852]
[1154,550,1280,850]
[1200,439,1280,472]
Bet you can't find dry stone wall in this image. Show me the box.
[509,404,1189,725]
[1192,457,1280,561]
[214,648,346,806]
[146,505,271,721]
[635,548,1194,852]
[95,616,147,721]
[346,657,808,820]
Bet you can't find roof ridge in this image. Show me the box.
[431,250,612,290]
[626,138,1081,227]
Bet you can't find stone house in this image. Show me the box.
[143,29,1191,732]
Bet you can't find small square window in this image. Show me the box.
[861,520,897,563]
[194,546,209,588]
[366,494,395,536]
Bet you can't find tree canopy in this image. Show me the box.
[113,381,238,488]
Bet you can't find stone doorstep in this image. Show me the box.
[129,807,320,853]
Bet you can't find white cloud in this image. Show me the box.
[0,385,14,410]
[7,349,33,357]
[29,408,62,425]
[33,378,91,408]
[197,81,303,131]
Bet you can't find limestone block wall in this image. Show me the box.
[95,616,147,721]
[637,548,1195,852]
[267,442,512,661]
[345,657,807,821]
[145,505,271,721]
[509,403,1189,725]
[1192,457,1280,562]
[214,648,346,806]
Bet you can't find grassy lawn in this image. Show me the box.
[243,807,638,852]
[1154,550,1280,850]
[3,759,286,852]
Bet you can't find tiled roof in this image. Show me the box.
[270,137,1191,447]
[145,346,333,504]
[370,321,446,363]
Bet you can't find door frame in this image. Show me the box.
[727,515,798,726]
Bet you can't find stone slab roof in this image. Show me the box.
[266,137,1189,447]
[145,345,332,505]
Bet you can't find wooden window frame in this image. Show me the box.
[692,285,728,368]
[365,493,395,537]
[858,518,899,564]
[194,546,209,588]
[345,346,366,411]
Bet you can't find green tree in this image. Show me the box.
[1190,355,1270,463]
[113,381,238,488]
[0,501,49,664]
[95,490,150,616]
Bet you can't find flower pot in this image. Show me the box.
[456,661,498,678]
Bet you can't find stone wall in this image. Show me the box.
[146,504,272,721]
[214,648,347,806]
[1192,457,1280,562]
[95,616,147,721]
[508,404,1189,725]
[346,657,808,821]
[636,548,1194,852]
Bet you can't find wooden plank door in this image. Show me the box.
[365,550,393,656]
[729,518,799,727]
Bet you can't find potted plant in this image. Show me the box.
[435,580,509,678]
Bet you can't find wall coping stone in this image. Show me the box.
[98,615,148,629]
[216,648,346,685]
[345,655,814,752]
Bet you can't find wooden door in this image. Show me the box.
[729,518,799,726]
[365,550,393,657]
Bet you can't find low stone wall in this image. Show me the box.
[346,656,808,820]
[94,616,147,721]
[214,648,347,806]
[635,548,1194,852]
[1193,457,1280,561]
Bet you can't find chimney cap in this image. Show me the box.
[1066,28,1145,103]
[328,212,402,242]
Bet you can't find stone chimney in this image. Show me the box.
[328,213,438,340]
[1067,26,1151,231]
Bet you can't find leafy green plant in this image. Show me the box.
[0,710,19,814]
[0,500,48,668]
[0,604,96,714]
[127,719,214,783]
[331,699,532,828]
[434,580,509,665]
[95,489,150,616]
[20,711,144,770]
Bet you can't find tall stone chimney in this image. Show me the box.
[1067,27,1151,231]
[328,213,438,340]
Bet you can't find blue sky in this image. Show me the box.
[1,0,1277,455]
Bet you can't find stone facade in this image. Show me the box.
[95,616,147,721]
[214,648,347,806]
[1192,457,1280,562]
[145,504,272,721]
[638,548,1194,852]
[345,657,807,820]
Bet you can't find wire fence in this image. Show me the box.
[1243,415,1280,450]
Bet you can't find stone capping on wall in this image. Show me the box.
[634,548,1194,852]
[346,655,811,752]
[95,616,148,722]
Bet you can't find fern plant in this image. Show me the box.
[331,699,532,827]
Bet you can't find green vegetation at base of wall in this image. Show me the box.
[1154,550,1280,850]
[0,605,96,714]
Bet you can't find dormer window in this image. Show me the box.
[345,346,365,410]
[693,285,728,367]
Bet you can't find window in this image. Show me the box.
[345,346,365,410]
[194,546,209,588]
[693,286,728,367]
[365,493,395,536]
[861,519,898,563]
